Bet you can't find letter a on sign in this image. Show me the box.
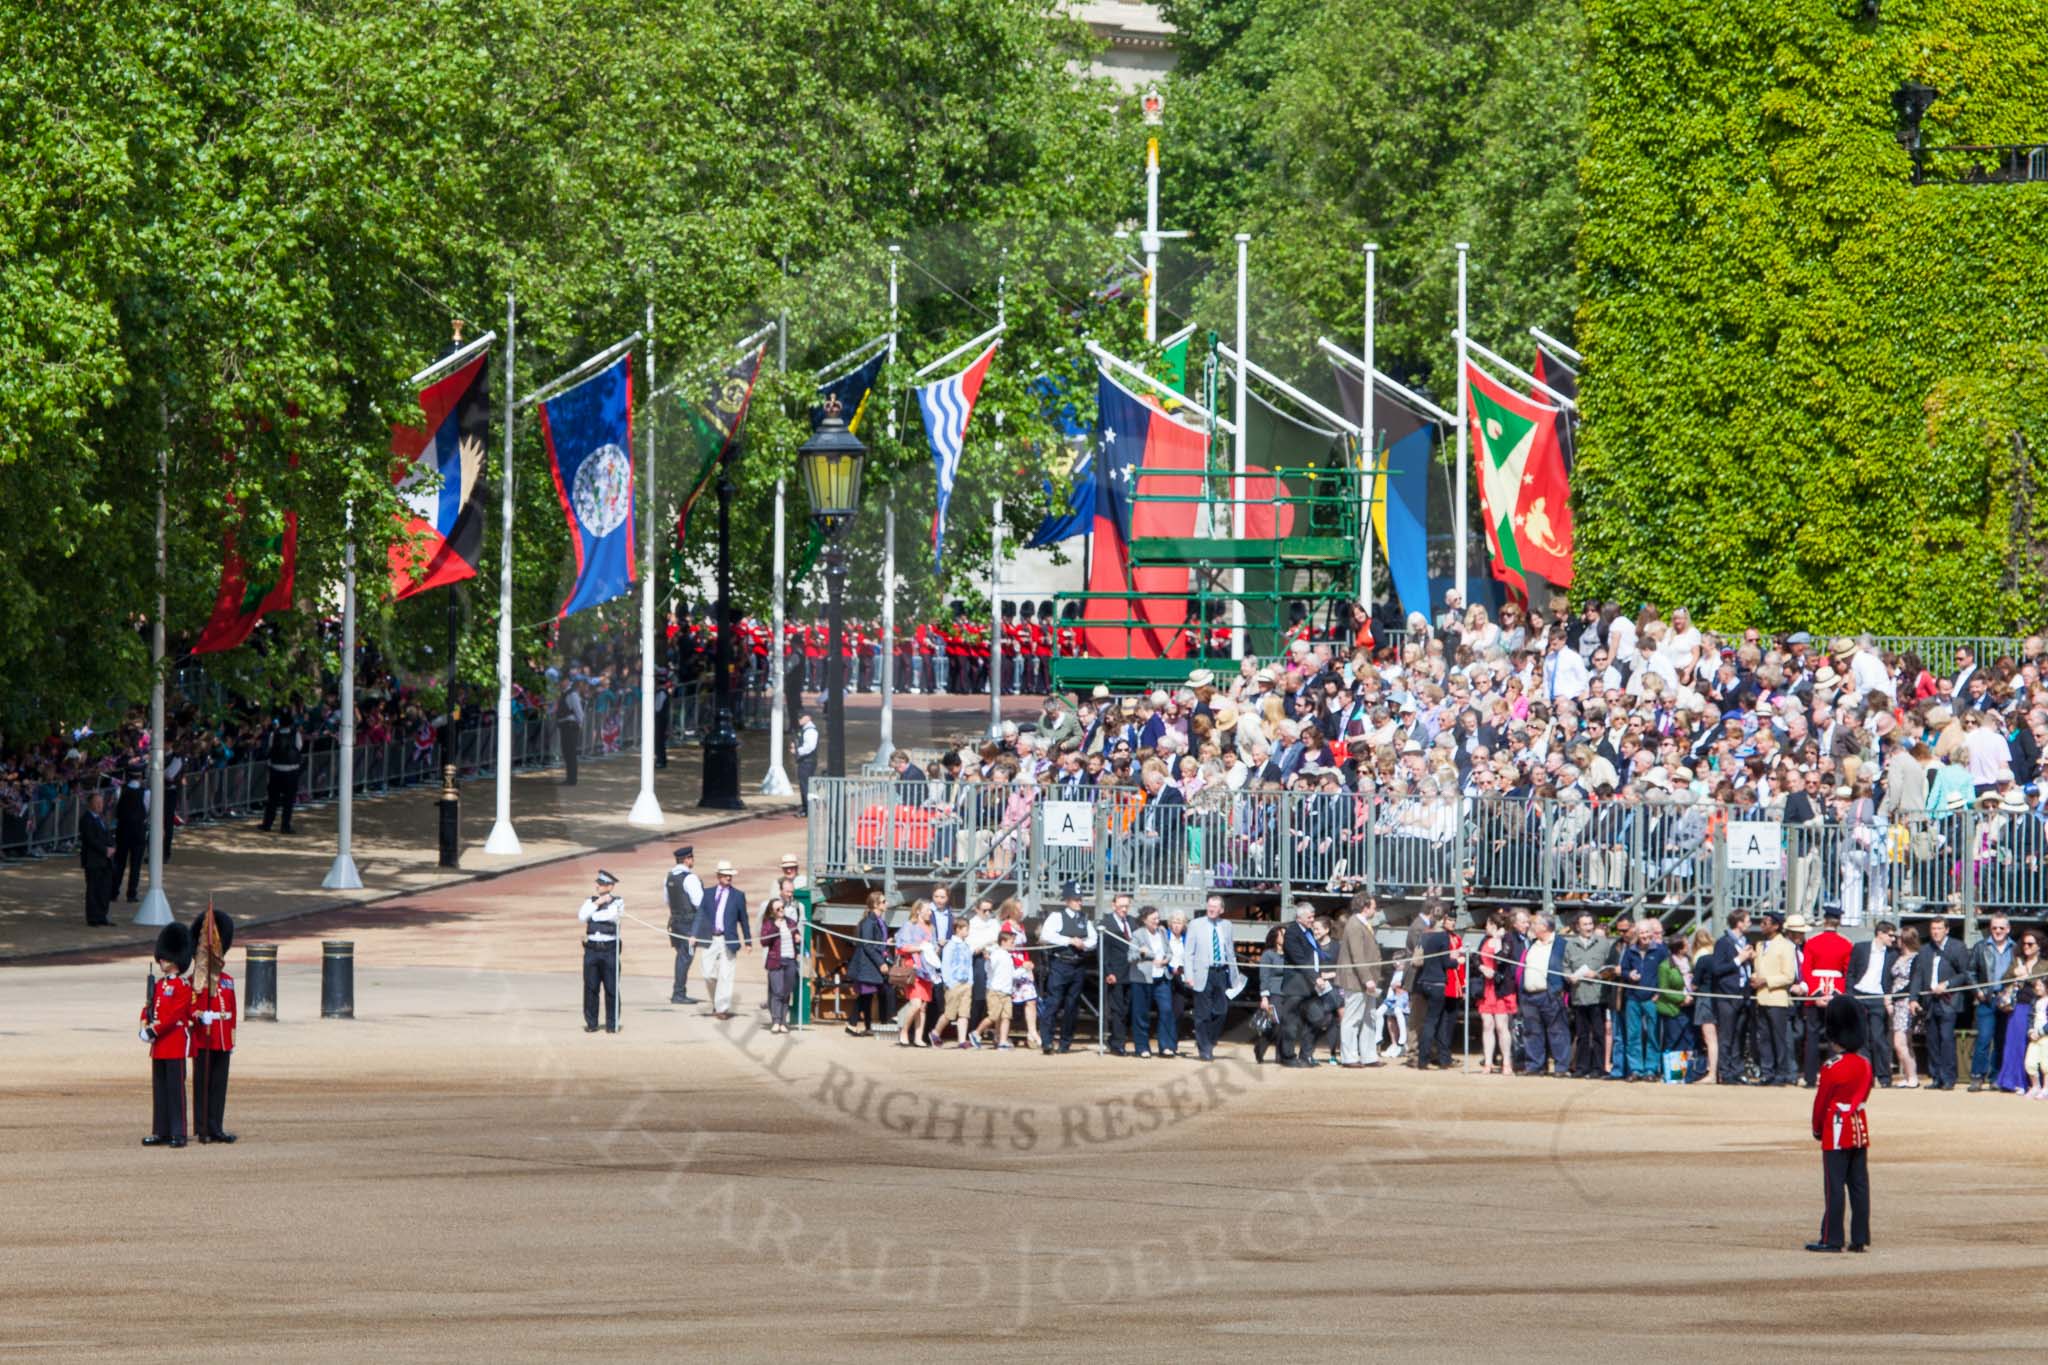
[1042,800,1095,848]
[1727,821,1783,872]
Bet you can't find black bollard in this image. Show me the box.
[437,764,461,869]
[244,943,278,1021]
[321,940,355,1019]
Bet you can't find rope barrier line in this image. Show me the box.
[618,908,2048,1008]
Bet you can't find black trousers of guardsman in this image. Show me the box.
[1819,1147,1870,1248]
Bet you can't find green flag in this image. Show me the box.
[673,343,766,554]
[1162,331,1190,396]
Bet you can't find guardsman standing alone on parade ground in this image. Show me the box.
[1809,994,1874,1253]
[140,922,195,1148]
[666,846,702,1005]
[189,907,239,1144]
[578,870,623,1034]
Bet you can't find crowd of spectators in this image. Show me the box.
[865,600,2048,914]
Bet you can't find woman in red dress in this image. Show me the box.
[1475,912,1518,1074]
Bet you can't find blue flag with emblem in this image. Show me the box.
[539,355,637,619]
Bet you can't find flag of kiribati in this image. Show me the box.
[540,355,637,619]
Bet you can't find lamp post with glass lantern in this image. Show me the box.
[797,396,867,777]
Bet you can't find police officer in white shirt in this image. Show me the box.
[665,846,703,1004]
[578,870,624,1033]
[793,712,819,815]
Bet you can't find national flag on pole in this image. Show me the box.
[1466,361,1572,599]
[539,355,636,619]
[914,339,998,573]
[1084,368,1206,659]
[1161,331,1192,396]
[388,350,490,600]
[674,343,766,556]
[811,345,886,434]
[1333,365,1436,621]
[1531,345,1580,474]
[1025,371,1093,548]
[192,461,297,655]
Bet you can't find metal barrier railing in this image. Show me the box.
[805,779,2041,935]
[1,677,770,866]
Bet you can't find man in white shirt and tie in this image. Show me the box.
[691,860,751,1019]
[1543,629,1590,705]
[1185,893,1246,1062]
[665,846,704,1004]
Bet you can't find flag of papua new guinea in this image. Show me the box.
[389,351,490,599]
[540,355,637,618]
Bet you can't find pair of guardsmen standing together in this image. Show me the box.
[139,908,238,1148]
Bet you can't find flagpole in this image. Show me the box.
[1454,241,1470,608]
[136,402,172,928]
[1232,234,1249,658]
[630,300,664,827]
[485,290,522,855]
[872,501,896,770]
[323,506,363,889]
[1362,242,1378,623]
[1145,137,1160,345]
[763,478,794,795]
[990,492,1003,737]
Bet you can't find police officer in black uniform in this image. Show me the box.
[258,710,303,834]
[114,760,148,900]
[578,870,623,1033]
[1037,882,1098,1054]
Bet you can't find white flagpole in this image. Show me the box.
[1232,234,1249,657]
[1362,242,1378,621]
[323,506,363,889]
[763,478,794,795]
[630,301,663,826]
[484,291,522,855]
[1454,242,1470,607]
[1145,137,1160,345]
[873,501,897,768]
[136,404,172,927]
[990,493,1003,737]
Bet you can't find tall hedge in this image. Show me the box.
[1576,0,2048,633]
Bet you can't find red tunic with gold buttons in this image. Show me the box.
[1812,1051,1872,1151]
[194,972,238,1054]
[142,976,196,1060]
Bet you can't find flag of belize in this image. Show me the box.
[540,355,637,619]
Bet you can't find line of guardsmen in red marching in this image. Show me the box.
[663,599,1287,697]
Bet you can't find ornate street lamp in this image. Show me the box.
[797,397,866,777]
[698,426,746,811]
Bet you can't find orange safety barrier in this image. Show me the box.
[854,804,933,852]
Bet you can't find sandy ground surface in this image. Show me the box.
[7,802,2048,1364]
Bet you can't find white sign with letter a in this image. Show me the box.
[1042,800,1095,848]
[1726,821,1783,872]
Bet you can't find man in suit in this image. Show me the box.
[1708,910,1756,1083]
[1099,893,1138,1057]
[1412,908,1458,1070]
[80,790,117,925]
[691,860,751,1019]
[1335,897,1385,1067]
[792,712,819,816]
[1909,915,1972,1090]
[1752,911,1799,1086]
[114,761,148,901]
[1846,920,1899,1086]
[1036,883,1097,1054]
[1184,893,1246,1062]
[1400,901,1435,1065]
[1136,768,1186,883]
[1967,913,2017,1092]
[1279,904,1322,1068]
[664,846,702,1004]
[1515,912,1574,1076]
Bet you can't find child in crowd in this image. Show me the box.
[932,916,978,1047]
[1009,937,1039,1048]
[1377,980,1409,1059]
[986,929,1018,1050]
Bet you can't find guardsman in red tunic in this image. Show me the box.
[139,922,196,1148]
[804,621,827,691]
[1808,995,1873,1252]
[941,607,965,693]
[190,908,239,1144]
[845,622,864,692]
